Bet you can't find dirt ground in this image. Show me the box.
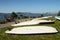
[0,18,32,28]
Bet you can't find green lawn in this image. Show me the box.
[0,17,60,40]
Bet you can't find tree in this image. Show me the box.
[41,14,43,17]
[11,12,17,20]
[57,11,60,16]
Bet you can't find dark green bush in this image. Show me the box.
[0,20,6,24]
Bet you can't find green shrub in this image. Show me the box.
[0,20,6,24]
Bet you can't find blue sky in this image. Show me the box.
[0,0,60,13]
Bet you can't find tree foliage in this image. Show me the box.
[57,11,60,16]
[41,14,44,17]
[11,12,17,19]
